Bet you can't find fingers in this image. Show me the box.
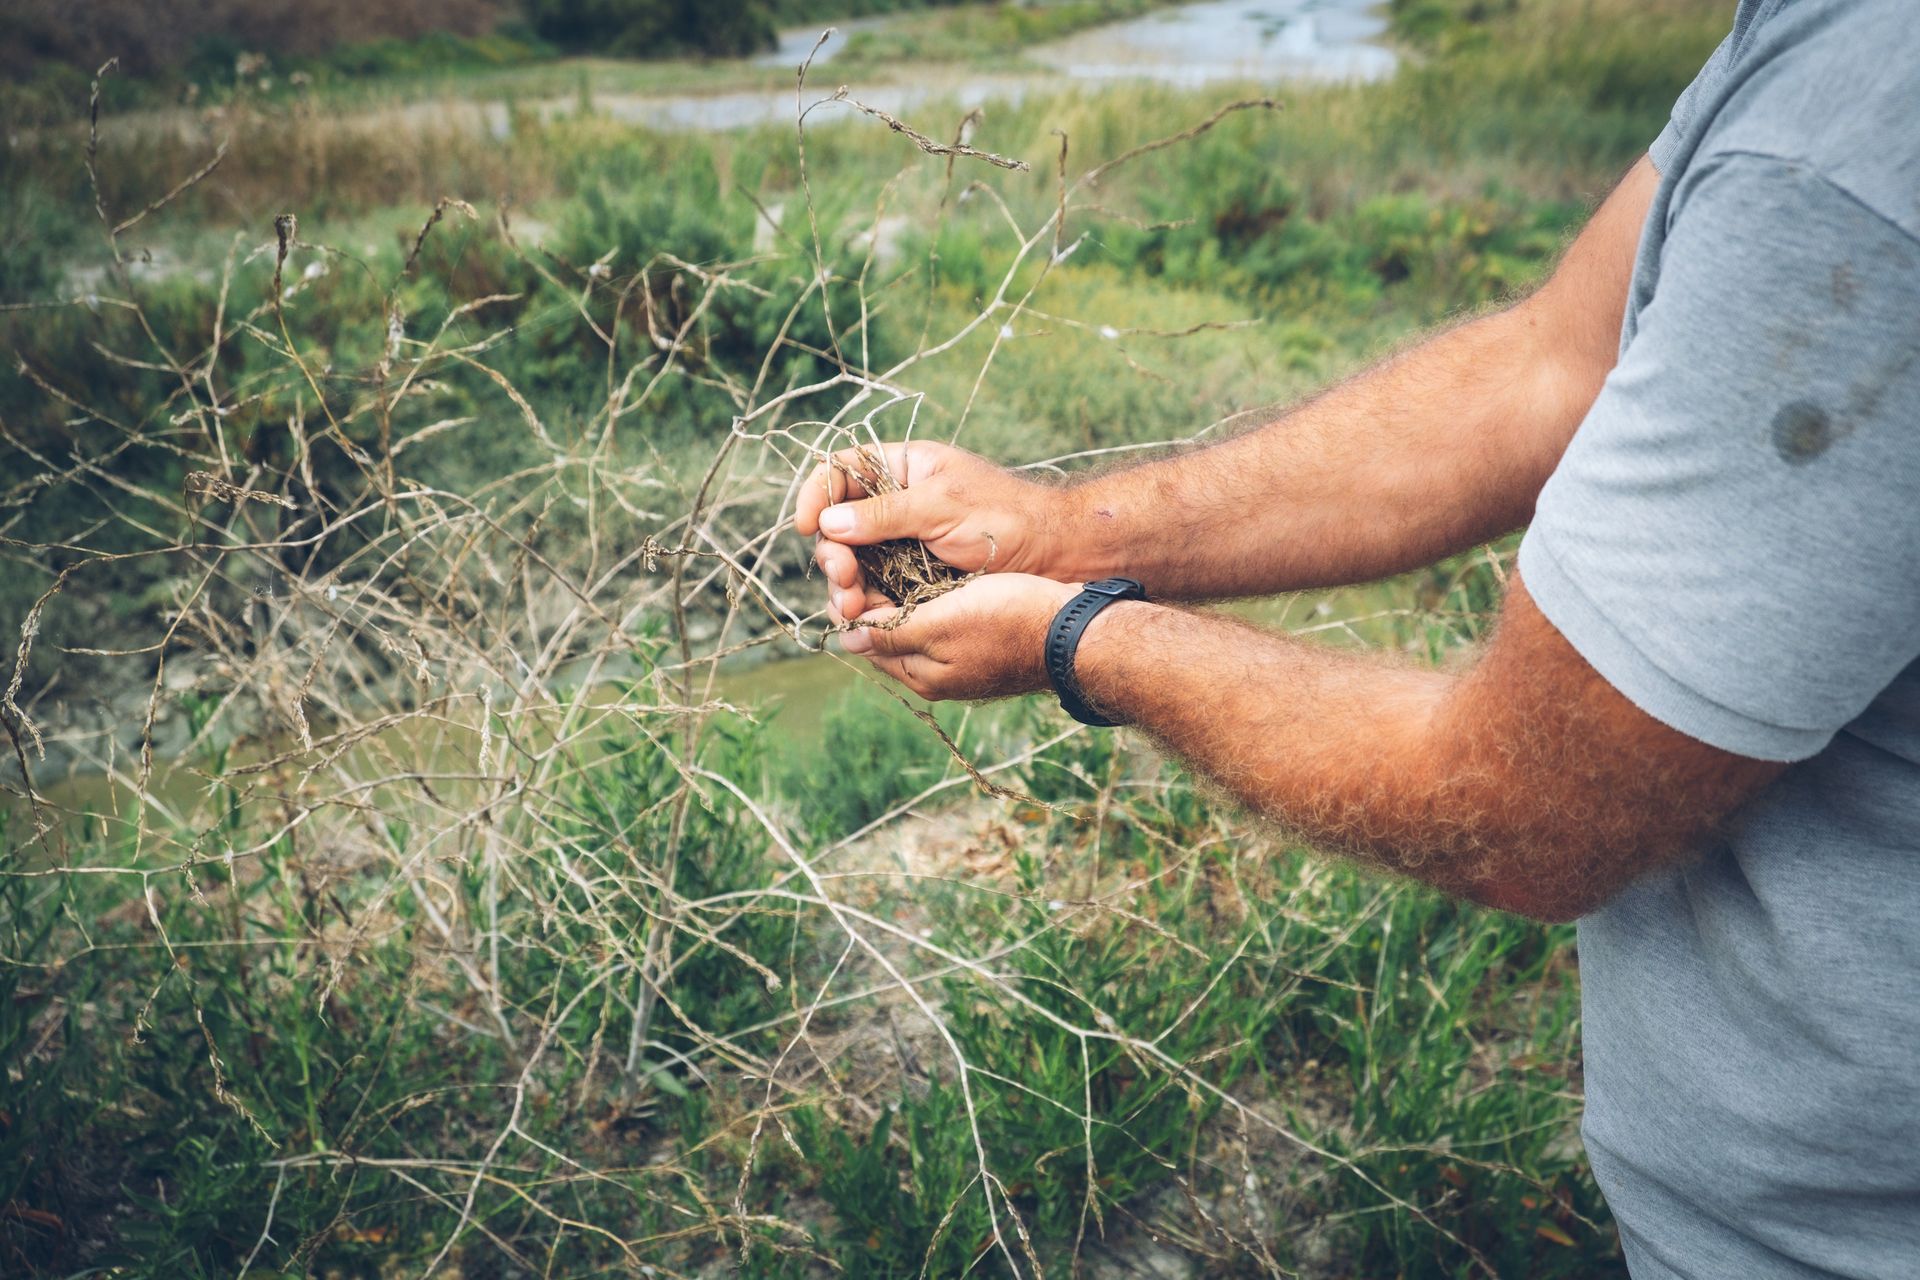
[837,606,903,656]
[840,600,949,664]
[861,652,930,698]
[794,441,934,536]
[814,537,856,588]
[814,541,894,621]
[825,584,894,627]
[813,539,870,620]
[816,485,945,547]
[794,451,865,536]
[848,631,940,701]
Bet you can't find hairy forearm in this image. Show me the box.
[1052,299,1595,599]
[1047,159,1656,601]
[1070,583,1774,920]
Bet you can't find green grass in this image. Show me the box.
[830,0,1175,67]
[3,692,1609,1275]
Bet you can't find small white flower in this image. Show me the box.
[1099,325,1120,340]
[588,261,611,280]
[301,259,326,281]
[999,324,1015,340]
[1047,899,1066,912]
[326,584,339,601]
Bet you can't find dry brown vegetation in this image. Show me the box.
[1,0,510,80]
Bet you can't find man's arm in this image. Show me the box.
[1054,157,1657,596]
[841,570,1781,922]
[840,151,1920,920]
[800,159,1658,610]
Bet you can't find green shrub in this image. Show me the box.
[1291,883,1613,1276]
[0,870,104,1274]
[793,1085,986,1276]
[526,0,777,58]
[776,688,974,840]
[562,700,804,1062]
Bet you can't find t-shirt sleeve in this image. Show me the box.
[1649,30,1735,174]
[1517,153,1920,762]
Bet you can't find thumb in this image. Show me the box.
[815,487,935,546]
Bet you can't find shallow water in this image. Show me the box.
[753,17,889,69]
[1031,0,1396,87]
[533,0,1395,135]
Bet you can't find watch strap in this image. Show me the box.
[1044,577,1146,727]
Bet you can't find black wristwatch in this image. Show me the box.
[1044,577,1147,727]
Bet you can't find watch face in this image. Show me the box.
[1087,577,1145,599]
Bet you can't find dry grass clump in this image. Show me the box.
[2,0,508,80]
[838,444,972,609]
[855,532,968,608]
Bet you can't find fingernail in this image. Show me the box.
[840,627,873,655]
[819,505,854,537]
[836,587,862,617]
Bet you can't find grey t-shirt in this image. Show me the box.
[1515,1,1920,1275]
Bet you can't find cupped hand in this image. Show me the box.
[794,441,1064,622]
[836,574,1080,702]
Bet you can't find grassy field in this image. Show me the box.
[0,0,1727,1274]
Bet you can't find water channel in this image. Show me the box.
[505,0,1395,134]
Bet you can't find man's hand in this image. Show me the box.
[795,442,1069,622]
[838,574,1078,702]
